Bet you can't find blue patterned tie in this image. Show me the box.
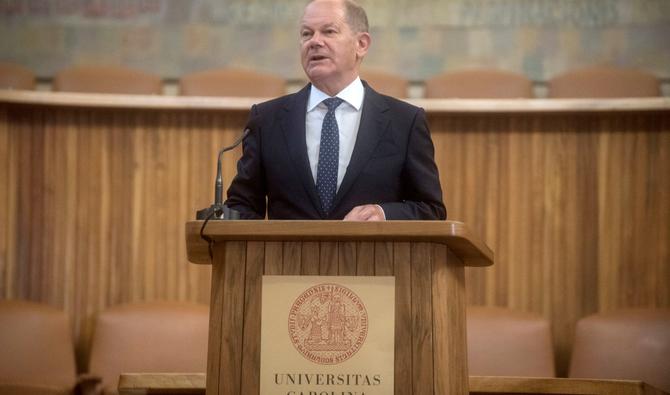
[316,97,344,214]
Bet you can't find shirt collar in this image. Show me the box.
[307,77,364,112]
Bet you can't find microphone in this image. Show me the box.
[196,124,254,220]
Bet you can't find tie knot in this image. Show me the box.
[323,97,344,111]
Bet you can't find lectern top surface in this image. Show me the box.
[185,220,493,267]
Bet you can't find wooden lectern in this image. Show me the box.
[186,220,493,395]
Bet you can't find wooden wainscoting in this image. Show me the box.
[1,91,669,374]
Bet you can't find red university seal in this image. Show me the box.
[288,283,368,365]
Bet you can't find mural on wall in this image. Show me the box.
[0,0,669,81]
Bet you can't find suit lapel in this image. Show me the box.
[280,84,324,216]
[332,84,391,210]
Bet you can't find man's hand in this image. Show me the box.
[343,205,386,221]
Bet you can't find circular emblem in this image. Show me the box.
[288,283,368,365]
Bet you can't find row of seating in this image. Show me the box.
[469,307,670,392]
[0,300,208,395]
[0,62,662,98]
[1,300,668,394]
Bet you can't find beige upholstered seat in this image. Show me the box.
[467,306,555,377]
[0,62,36,90]
[87,302,209,395]
[179,68,285,97]
[569,308,670,392]
[548,66,660,98]
[53,65,162,94]
[361,69,409,98]
[0,300,78,395]
[425,69,533,98]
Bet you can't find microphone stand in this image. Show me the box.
[196,128,251,220]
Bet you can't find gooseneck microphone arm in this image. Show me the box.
[214,128,251,206]
[196,126,252,221]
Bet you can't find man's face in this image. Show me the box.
[300,0,369,91]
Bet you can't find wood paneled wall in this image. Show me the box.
[430,112,670,373]
[1,95,669,375]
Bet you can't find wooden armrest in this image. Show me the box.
[0,382,72,395]
[469,376,668,395]
[117,373,206,395]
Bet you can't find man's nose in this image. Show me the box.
[308,32,324,47]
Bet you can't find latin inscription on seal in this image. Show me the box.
[288,283,369,365]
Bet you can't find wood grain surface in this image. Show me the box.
[1,94,669,376]
[200,238,468,395]
[469,376,669,395]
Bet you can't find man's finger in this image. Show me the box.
[343,205,364,220]
[344,204,385,221]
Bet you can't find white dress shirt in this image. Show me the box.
[306,77,365,190]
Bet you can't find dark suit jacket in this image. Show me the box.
[225,82,446,220]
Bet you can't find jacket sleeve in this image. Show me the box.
[224,105,266,219]
[379,108,446,220]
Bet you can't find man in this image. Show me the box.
[225,0,445,221]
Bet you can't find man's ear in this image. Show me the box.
[356,32,371,59]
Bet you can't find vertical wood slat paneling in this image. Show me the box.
[219,241,246,395]
[206,246,226,395]
[432,245,467,394]
[410,242,434,394]
[338,242,357,275]
[393,242,412,395]
[429,111,670,374]
[1,104,669,376]
[241,241,264,395]
[263,242,283,275]
[655,121,670,307]
[375,242,394,276]
[2,107,246,364]
[319,242,339,275]
[282,242,302,275]
[21,110,41,302]
[0,108,14,297]
[300,242,320,275]
[356,242,375,275]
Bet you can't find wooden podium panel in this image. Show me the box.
[186,220,493,395]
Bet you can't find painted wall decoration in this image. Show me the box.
[1,0,669,81]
